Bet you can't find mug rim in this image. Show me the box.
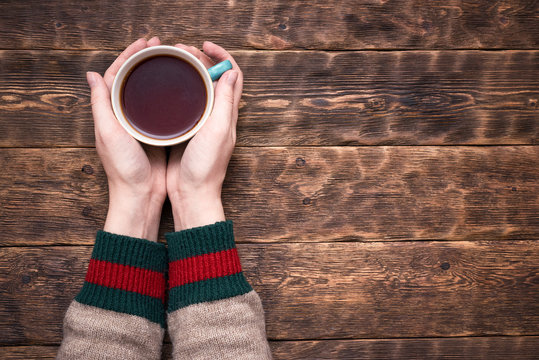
[110,45,214,146]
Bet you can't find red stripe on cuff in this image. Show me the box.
[169,248,242,288]
[85,259,165,301]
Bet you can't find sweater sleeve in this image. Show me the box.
[166,220,272,360]
[57,231,166,360]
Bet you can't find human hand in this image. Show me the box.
[166,41,243,230]
[87,37,166,241]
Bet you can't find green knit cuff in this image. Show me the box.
[166,220,236,261]
[75,231,167,327]
[166,221,252,312]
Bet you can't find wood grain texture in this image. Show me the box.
[2,337,539,360]
[0,242,537,344]
[1,50,538,147]
[0,0,537,50]
[0,346,59,360]
[270,337,539,360]
[1,147,538,246]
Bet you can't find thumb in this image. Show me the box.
[86,71,118,134]
[209,70,238,127]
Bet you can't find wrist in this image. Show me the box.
[104,187,165,241]
[169,190,225,231]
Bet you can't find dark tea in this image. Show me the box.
[121,55,207,139]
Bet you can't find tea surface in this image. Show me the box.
[122,55,207,139]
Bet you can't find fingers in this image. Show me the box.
[202,41,240,69]
[202,41,243,113]
[208,70,238,130]
[174,43,215,68]
[147,36,161,47]
[104,38,147,89]
[103,36,162,90]
[87,71,123,139]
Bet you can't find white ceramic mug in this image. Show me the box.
[111,45,232,146]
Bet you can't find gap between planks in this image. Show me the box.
[2,238,539,248]
[1,144,539,150]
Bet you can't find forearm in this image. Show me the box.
[166,220,272,360]
[60,38,169,359]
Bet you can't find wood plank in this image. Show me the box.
[0,0,537,50]
[0,243,537,344]
[0,346,59,360]
[1,147,538,246]
[270,338,539,359]
[2,337,539,359]
[1,50,538,147]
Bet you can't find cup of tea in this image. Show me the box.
[111,45,232,146]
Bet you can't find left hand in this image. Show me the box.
[87,37,166,241]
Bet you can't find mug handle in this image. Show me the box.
[208,60,233,81]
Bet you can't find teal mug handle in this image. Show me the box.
[208,60,233,81]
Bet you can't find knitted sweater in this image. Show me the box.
[57,221,272,359]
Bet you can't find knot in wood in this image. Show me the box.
[302,197,311,205]
[311,98,329,107]
[367,97,386,110]
[81,165,94,175]
[421,21,432,32]
[296,157,306,167]
[82,206,92,217]
[440,262,450,270]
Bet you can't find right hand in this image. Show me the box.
[166,41,243,230]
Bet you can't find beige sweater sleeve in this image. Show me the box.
[57,231,166,359]
[166,221,273,360]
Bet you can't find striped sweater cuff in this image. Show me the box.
[166,220,252,312]
[75,231,167,327]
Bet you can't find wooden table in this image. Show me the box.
[1,1,538,358]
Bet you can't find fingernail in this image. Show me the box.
[227,71,238,85]
[86,71,96,87]
[150,36,160,42]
